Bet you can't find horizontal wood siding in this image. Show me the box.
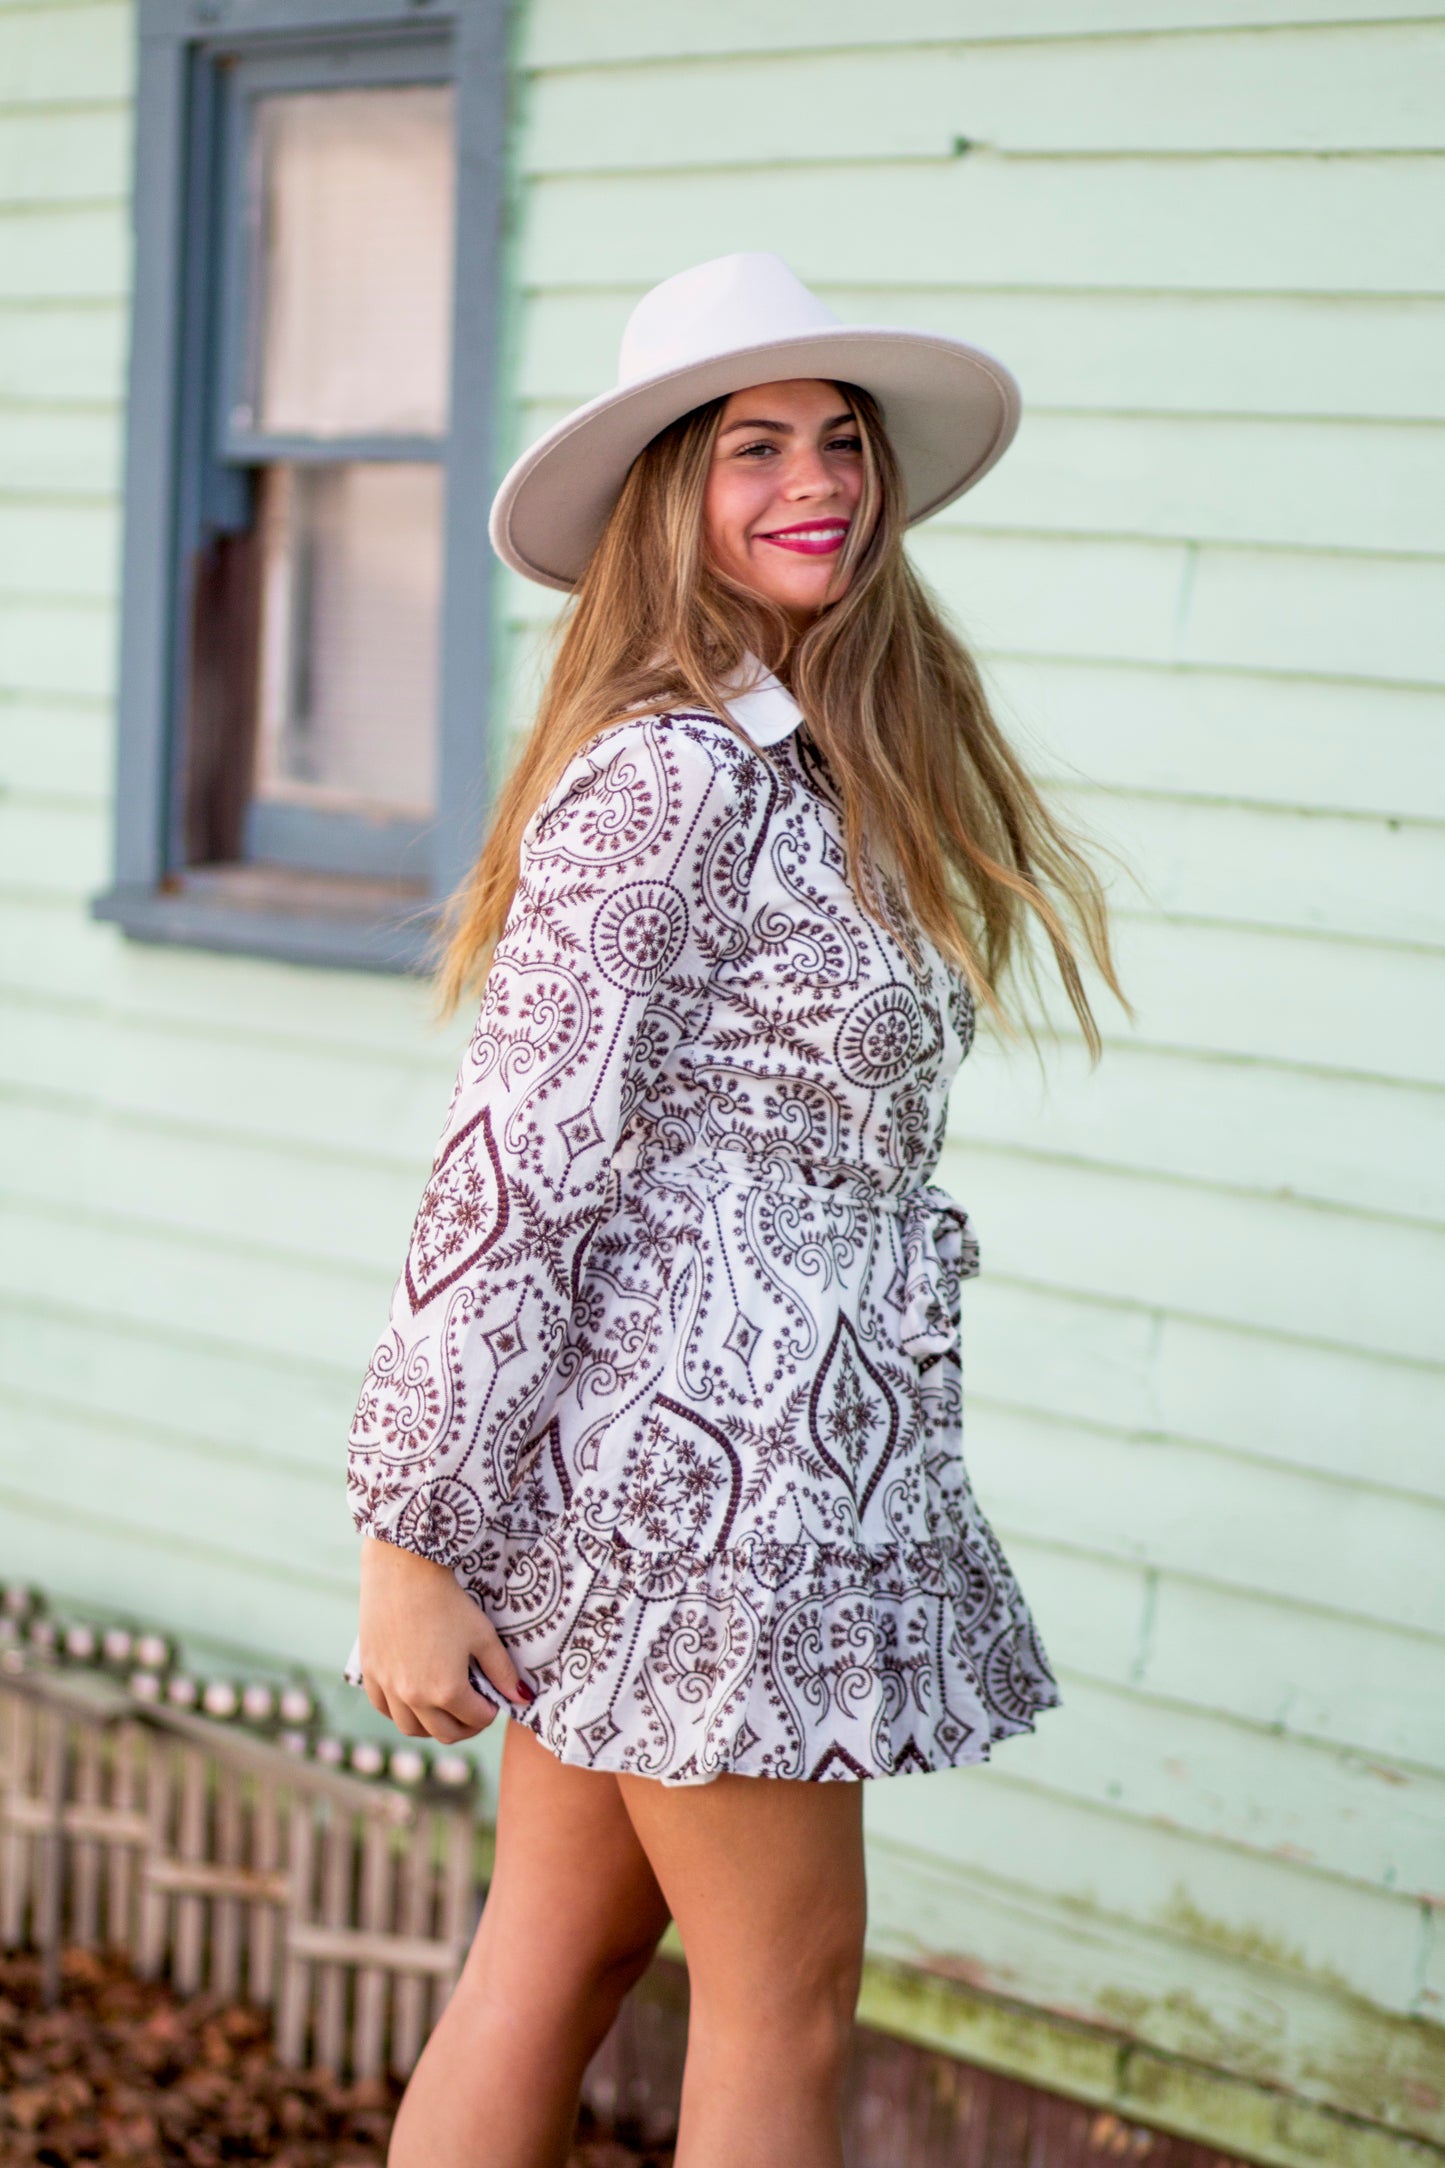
[0,0,1440,2150]
[497,0,1445,2141]
[0,0,464,1689]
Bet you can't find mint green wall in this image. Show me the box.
[1,0,1441,2154]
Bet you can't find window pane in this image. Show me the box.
[251,86,455,438]
[253,463,442,818]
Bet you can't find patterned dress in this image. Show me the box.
[346,671,1061,1784]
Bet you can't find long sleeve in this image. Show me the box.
[347,713,775,1568]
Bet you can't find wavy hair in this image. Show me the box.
[438,384,1133,1057]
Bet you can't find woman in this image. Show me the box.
[347,253,1129,2168]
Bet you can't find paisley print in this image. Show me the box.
[347,701,1061,1783]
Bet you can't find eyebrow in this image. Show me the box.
[718,411,857,439]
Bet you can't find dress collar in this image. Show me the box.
[721,657,803,747]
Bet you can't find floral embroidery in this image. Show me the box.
[348,711,1061,1782]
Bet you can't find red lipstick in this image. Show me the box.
[757,519,849,556]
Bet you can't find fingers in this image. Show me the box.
[469,1614,534,1711]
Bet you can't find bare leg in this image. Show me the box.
[619,1771,866,2168]
[388,1722,672,2168]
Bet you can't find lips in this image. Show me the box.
[757,519,850,556]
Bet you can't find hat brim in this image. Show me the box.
[489,327,1021,592]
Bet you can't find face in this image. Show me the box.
[703,378,868,626]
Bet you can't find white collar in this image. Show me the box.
[721,658,803,747]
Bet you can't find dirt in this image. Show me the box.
[0,1948,672,2167]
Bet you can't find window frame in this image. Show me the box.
[93,0,511,974]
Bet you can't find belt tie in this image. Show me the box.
[896,1183,980,1360]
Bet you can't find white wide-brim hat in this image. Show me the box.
[490,252,1021,592]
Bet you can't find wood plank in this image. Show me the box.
[278,1794,316,2066]
[950,413,1445,558]
[949,1142,1444,1367]
[524,27,1445,167]
[861,1836,1443,2149]
[988,660,1445,822]
[0,1689,33,1943]
[210,1765,244,1998]
[289,1916,461,1976]
[0,106,129,207]
[521,157,1445,297]
[248,1777,281,2006]
[0,4,130,103]
[0,1396,364,1590]
[0,406,121,495]
[0,895,445,1054]
[105,1722,140,1951]
[145,1854,290,1904]
[0,1195,387,1373]
[990,1671,1445,1898]
[0,794,112,893]
[0,498,120,600]
[0,703,111,799]
[0,991,451,1169]
[966,1403,1445,1639]
[956,1037,1445,1227]
[0,205,128,302]
[0,1492,359,1690]
[0,596,115,698]
[1098,914,1445,1088]
[136,1735,171,1978]
[391,1814,434,2073]
[171,1744,208,1993]
[315,1806,354,2071]
[0,1297,358,1478]
[522,0,1445,68]
[0,300,127,402]
[910,530,1445,688]
[1137,1576,1445,1779]
[70,1721,101,1944]
[1058,787,1443,948]
[351,1818,392,2080]
[0,1092,423,1278]
[1000,1533,1445,1779]
[433,1808,474,2028]
[515,285,1445,423]
[970,1279,1445,1505]
[866,1770,1425,2020]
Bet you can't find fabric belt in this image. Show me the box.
[627,1144,979,1360]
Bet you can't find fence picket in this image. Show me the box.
[0,1673,477,2083]
[315,1803,354,2072]
[248,1775,280,2007]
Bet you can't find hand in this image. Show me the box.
[357,1536,533,1743]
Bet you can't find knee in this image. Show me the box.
[692,1919,864,2086]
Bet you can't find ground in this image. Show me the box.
[0,1948,671,2167]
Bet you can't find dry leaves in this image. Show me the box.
[0,1948,670,2166]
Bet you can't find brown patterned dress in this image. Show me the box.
[346,674,1061,1783]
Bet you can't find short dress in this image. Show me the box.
[346,684,1062,1784]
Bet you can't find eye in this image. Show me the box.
[734,438,779,459]
[828,433,863,454]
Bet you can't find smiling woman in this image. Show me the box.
[704,382,867,621]
[347,254,1133,2168]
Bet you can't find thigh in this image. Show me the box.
[617,1771,866,2022]
[463,1721,673,2009]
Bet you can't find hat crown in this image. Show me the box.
[618,252,841,389]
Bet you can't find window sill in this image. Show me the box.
[92,863,440,975]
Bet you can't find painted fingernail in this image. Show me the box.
[513,1679,536,1704]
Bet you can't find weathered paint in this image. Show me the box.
[0,0,1441,2156]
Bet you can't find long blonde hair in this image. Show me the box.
[439,384,1133,1057]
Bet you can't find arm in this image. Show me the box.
[349,715,774,1731]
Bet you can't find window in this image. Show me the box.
[95,0,508,972]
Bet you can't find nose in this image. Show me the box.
[782,442,840,501]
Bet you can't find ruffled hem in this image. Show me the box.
[453,1517,1063,1785]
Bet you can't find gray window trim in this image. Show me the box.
[93,0,512,975]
